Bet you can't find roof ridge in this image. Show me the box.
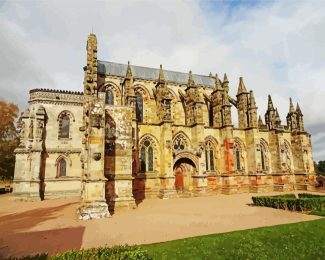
[98,60,213,79]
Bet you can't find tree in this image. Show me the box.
[0,99,19,180]
[317,160,325,176]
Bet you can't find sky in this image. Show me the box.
[1,0,325,161]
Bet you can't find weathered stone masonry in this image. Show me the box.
[13,34,317,219]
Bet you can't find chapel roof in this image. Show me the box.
[98,60,215,88]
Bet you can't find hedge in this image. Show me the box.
[7,246,152,260]
[252,194,325,214]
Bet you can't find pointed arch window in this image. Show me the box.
[136,92,143,123]
[59,114,70,139]
[139,138,154,173]
[57,158,67,177]
[105,90,114,105]
[261,148,266,170]
[205,140,216,171]
[234,143,241,171]
[209,105,214,127]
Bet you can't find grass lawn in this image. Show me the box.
[142,219,325,260]
[10,219,325,260]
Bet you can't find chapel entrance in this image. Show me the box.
[173,158,196,192]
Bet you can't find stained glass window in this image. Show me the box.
[140,146,146,172]
[205,150,209,171]
[105,90,114,105]
[148,146,153,171]
[210,150,215,171]
[261,149,265,170]
[235,148,241,170]
[209,105,214,127]
[136,92,143,123]
[59,115,70,138]
[58,159,66,177]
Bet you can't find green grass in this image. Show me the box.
[142,219,325,260]
[10,219,325,260]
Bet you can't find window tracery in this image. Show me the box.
[139,136,156,172]
[173,134,189,152]
[136,92,143,123]
[205,140,216,171]
[234,139,245,172]
[58,111,74,139]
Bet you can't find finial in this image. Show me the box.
[237,77,247,95]
[289,97,295,113]
[126,61,132,78]
[258,115,263,126]
[215,74,222,90]
[223,73,229,83]
[158,64,165,84]
[296,102,302,115]
[249,90,257,109]
[267,95,274,110]
[188,70,195,87]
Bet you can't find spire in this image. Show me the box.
[158,64,165,84]
[296,102,302,115]
[249,90,257,109]
[267,95,274,111]
[275,108,281,125]
[289,97,295,113]
[258,115,263,126]
[223,73,229,83]
[237,77,247,95]
[188,70,195,87]
[126,61,132,79]
[215,74,222,90]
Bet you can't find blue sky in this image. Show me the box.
[0,0,325,161]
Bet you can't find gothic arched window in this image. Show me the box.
[234,143,241,171]
[105,90,114,105]
[139,137,155,172]
[205,140,215,171]
[140,146,146,172]
[59,115,70,139]
[57,158,67,177]
[136,92,143,123]
[209,105,214,127]
[173,134,188,152]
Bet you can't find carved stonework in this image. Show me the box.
[36,120,44,141]
[28,120,34,140]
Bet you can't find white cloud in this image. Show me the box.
[0,0,325,160]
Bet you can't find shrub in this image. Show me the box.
[252,194,325,215]
[298,193,325,198]
[51,246,151,260]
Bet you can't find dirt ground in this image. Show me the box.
[0,192,322,258]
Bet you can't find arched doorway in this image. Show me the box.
[173,158,196,192]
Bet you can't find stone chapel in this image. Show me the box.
[13,34,316,219]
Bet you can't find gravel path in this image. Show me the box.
[0,192,322,258]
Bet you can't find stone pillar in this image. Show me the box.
[78,96,110,220]
[158,122,177,198]
[105,106,135,212]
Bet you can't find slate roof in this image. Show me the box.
[98,60,215,88]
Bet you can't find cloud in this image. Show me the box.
[0,0,324,160]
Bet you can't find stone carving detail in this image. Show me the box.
[17,119,26,147]
[179,71,204,125]
[28,120,34,140]
[36,120,44,141]
[90,102,104,128]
